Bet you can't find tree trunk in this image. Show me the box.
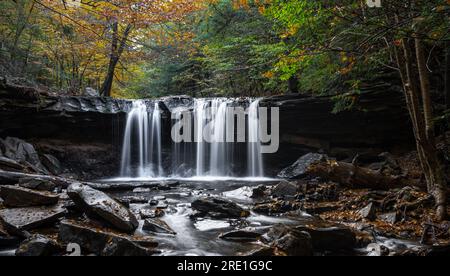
[100,23,132,97]
[415,37,448,221]
[445,41,450,111]
[393,33,448,221]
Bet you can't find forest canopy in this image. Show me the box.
[0,0,448,100]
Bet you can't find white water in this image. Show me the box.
[248,99,264,177]
[119,98,266,180]
[120,101,163,178]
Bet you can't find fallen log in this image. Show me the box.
[306,159,411,190]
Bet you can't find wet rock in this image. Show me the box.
[0,186,59,207]
[219,230,262,242]
[58,220,158,256]
[251,185,267,199]
[133,187,152,193]
[366,243,390,256]
[0,157,26,172]
[149,200,158,206]
[116,196,148,205]
[15,234,62,256]
[0,204,66,234]
[253,200,298,214]
[18,178,58,192]
[277,153,328,179]
[140,208,164,219]
[143,218,176,235]
[153,196,166,201]
[379,212,399,225]
[0,137,48,174]
[191,197,250,219]
[67,183,138,233]
[295,225,356,252]
[40,154,62,175]
[271,181,298,198]
[273,230,313,256]
[156,202,169,209]
[359,202,377,221]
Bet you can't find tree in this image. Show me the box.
[262,0,449,220]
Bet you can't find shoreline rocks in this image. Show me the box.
[58,220,158,256]
[191,197,250,219]
[0,204,66,235]
[0,186,59,207]
[67,183,138,233]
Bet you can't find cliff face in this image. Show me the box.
[0,78,413,178]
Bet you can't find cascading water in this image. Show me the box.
[120,101,163,178]
[119,98,266,179]
[247,99,264,177]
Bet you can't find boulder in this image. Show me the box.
[271,181,298,198]
[67,183,138,233]
[273,230,313,256]
[379,212,399,225]
[15,235,62,256]
[143,218,176,235]
[0,186,59,207]
[18,178,58,192]
[219,230,262,242]
[58,220,158,256]
[277,153,327,179]
[250,185,267,199]
[295,225,356,252]
[0,204,66,234]
[0,157,26,172]
[40,154,62,175]
[140,208,164,219]
[191,197,250,219]
[0,137,48,174]
[359,202,377,221]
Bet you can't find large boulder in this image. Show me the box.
[58,220,158,256]
[295,225,356,252]
[40,154,62,175]
[219,230,262,242]
[0,137,48,174]
[142,218,176,235]
[0,157,26,172]
[0,204,66,234]
[18,178,58,192]
[191,197,250,219]
[277,153,328,179]
[0,185,59,207]
[67,183,138,233]
[15,234,62,256]
[271,181,299,198]
[273,231,313,256]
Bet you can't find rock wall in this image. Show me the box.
[0,78,414,178]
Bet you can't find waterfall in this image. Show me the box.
[120,101,163,178]
[248,99,264,177]
[209,100,228,176]
[120,98,266,179]
[194,100,208,177]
